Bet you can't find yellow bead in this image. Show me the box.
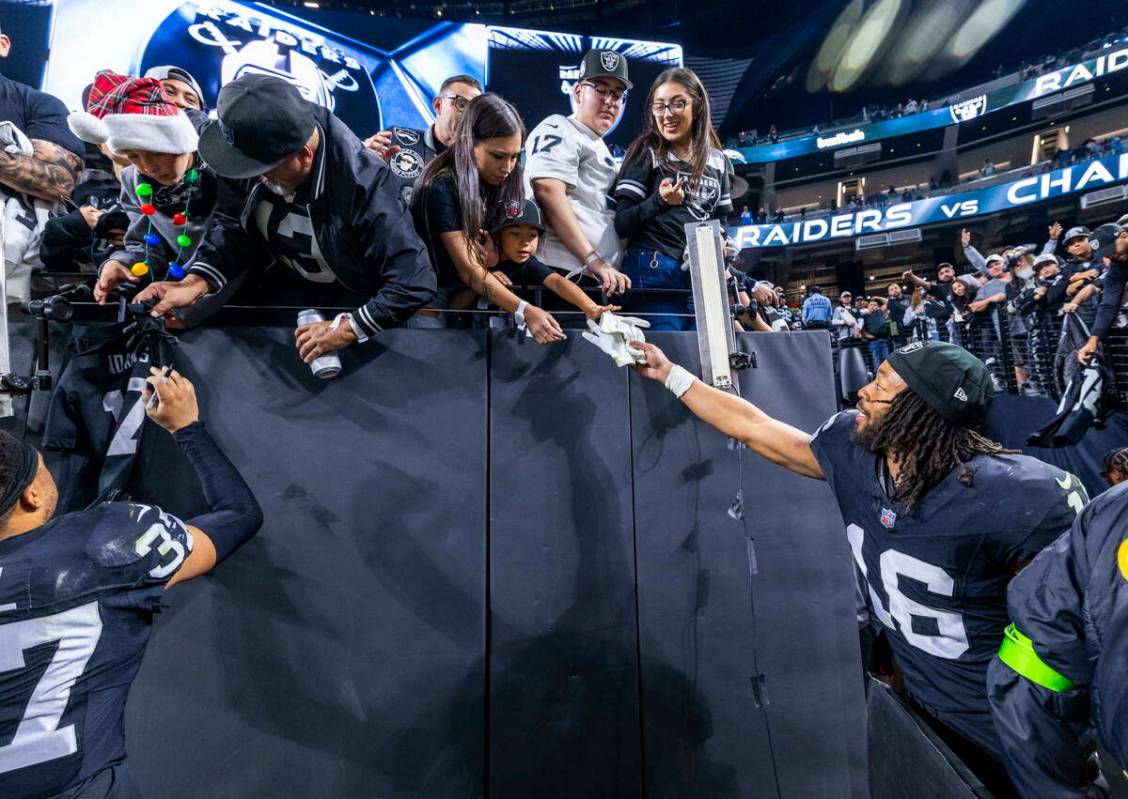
[131,262,150,277]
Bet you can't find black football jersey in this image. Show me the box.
[385,125,441,205]
[810,410,1084,755]
[0,502,192,798]
[613,146,733,261]
[42,326,159,509]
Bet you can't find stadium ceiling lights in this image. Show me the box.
[881,0,972,85]
[944,0,1026,67]
[806,0,864,93]
[829,0,905,93]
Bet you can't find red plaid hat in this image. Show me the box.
[68,71,198,155]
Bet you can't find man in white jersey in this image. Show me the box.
[525,49,632,299]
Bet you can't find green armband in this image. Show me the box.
[998,623,1076,693]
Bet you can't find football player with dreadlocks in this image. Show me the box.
[629,339,1086,793]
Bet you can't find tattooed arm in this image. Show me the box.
[0,139,82,203]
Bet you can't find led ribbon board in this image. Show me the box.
[730,153,1128,249]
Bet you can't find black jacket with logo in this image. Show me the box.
[188,104,436,337]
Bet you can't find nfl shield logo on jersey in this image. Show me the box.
[880,507,897,529]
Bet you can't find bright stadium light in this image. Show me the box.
[882,0,971,85]
[946,0,1026,66]
[806,0,864,93]
[830,0,905,93]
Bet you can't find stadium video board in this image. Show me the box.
[5,0,681,148]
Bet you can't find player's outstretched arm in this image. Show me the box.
[631,342,824,480]
[144,367,263,588]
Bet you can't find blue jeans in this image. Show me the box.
[620,249,695,332]
[869,338,890,366]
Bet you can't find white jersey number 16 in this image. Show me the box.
[847,524,970,660]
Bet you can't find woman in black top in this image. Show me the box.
[613,67,732,331]
[410,94,565,343]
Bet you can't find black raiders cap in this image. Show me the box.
[1090,223,1127,264]
[493,199,546,233]
[198,74,316,179]
[578,49,632,90]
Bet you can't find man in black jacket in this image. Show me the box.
[119,75,436,364]
[1078,223,1128,365]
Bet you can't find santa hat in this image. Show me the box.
[68,71,198,155]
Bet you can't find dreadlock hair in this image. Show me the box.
[860,390,1015,514]
[1102,446,1128,485]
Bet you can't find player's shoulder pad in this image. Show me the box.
[84,501,192,571]
[991,453,1084,496]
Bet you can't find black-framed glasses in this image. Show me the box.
[651,99,690,116]
[581,81,627,103]
[439,94,471,111]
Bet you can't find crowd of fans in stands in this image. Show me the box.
[765,219,1128,405]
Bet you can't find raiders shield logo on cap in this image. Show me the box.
[601,51,620,71]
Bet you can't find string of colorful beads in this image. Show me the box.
[130,167,200,281]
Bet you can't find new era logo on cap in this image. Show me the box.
[954,387,968,402]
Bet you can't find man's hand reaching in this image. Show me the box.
[629,341,674,382]
[135,275,209,317]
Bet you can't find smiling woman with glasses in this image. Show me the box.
[612,66,733,331]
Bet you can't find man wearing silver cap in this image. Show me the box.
[525,49,633,298]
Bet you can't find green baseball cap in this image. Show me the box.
[886,341,994,426]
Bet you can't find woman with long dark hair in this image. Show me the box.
[410,94,565,343]
[948,279,977,348]
[613,67,733,330]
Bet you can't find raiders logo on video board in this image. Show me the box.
[140,1,381,136]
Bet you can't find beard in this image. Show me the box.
[260,176,297,203]
[852,407,889,453]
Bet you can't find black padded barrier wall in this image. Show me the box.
[3,323,870,798]
[488,333,642,798]
[125,327,491,799]
[632,332,868,799]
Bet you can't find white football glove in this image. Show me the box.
[582,311,650,367]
